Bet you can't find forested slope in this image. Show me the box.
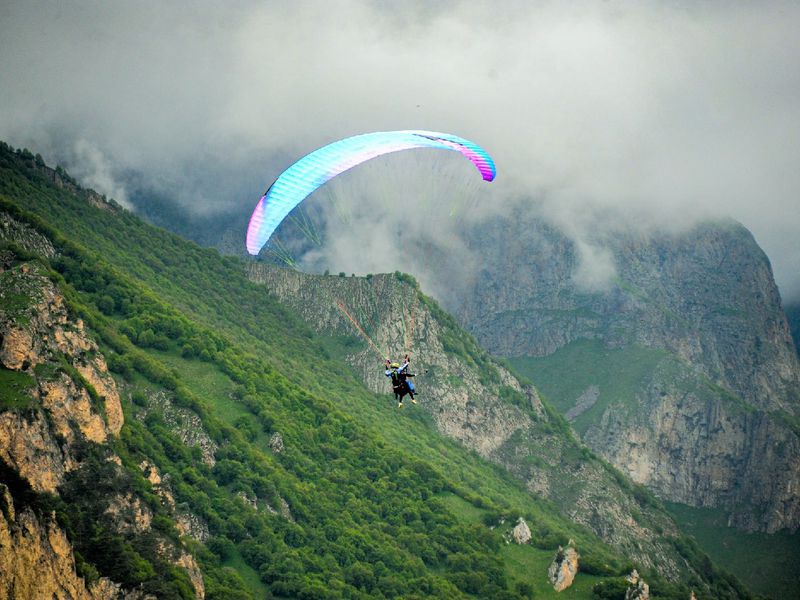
[0,142,753,599]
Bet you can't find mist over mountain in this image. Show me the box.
[2,2,800,595]
[2,1,800,301]
[5,140,779,600]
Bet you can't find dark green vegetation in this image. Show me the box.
[667,503,800,600]
[0,142,755,598]
[0,365,36,409]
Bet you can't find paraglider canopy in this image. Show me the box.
[246,130,496,256]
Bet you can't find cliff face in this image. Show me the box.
[580,357,800,532]
[786,302,800,357]
[455,216,799,413]
[248,264,688,576]
[0,261,123,492]
[450,213,800,532]
[0,484,121,600]
[0,233,204,598]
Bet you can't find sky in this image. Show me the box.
[1,1,799,300]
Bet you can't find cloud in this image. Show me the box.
[1,1,799,298]
[70,139,131,209]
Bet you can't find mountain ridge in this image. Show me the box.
[0,141,760,598]
[445,211,800,534]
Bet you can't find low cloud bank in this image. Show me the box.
[2,1,798,298]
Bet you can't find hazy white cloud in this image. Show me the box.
[71,139,131,209]
[1,1,798,298]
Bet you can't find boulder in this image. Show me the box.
[625,569,650,600]
[511,517,531,544]
[548,544,579,591]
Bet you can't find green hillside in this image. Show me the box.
[0,142,753,599]
[666,503,800,600]
[508,340,667,436]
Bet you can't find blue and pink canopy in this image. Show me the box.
[245,130,496,256]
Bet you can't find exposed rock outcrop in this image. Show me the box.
[140,460,176,510]
[269,431,284,453]
[625,569,650,600]
[547,544,579,592]
[510,517,531,544]
[0,484,118,600]
[0,263,123,493]
[105,493,153,534]
[175,552,205,600]
[0,410,69,493]
[176,512,210,542]
[565,385,599,421]
[0,211,57,259]
[137,390,217,466]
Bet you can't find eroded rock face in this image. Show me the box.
[625,569,650,600]
[0,484,118,600]
[176,512,210,542]
[0,263,123,433]
[0,411,73,495]
[0,264,124,493]
[41,375,108,444]
[269,432,284,453]
[137,390,217,466]
[584,377,800,533]
[547,545,579,592]
[451,216,800,532]
[0,326,36,370]
[0,211,57,259]
[105,493,153,534]
[175,552,205,600]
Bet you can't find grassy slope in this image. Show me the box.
[666,503,800,600]
[0,150,625,597]
[508,339,666,435]
[0,144,754,599]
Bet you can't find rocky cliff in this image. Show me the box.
[455,215,799,415]
[786,301,800,357]
[449,213,800,533]
[0,483,120,600]
[0,260,123,492]
[248,263,690,576]
[0,234,204,598]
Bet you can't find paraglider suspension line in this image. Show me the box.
[335,300,387,359]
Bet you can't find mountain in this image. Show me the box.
[444,211,800,535]
[0,142,756,598]
[786,302,800,357]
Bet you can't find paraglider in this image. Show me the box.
[245,130,496,256]
[385,355,417,408]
